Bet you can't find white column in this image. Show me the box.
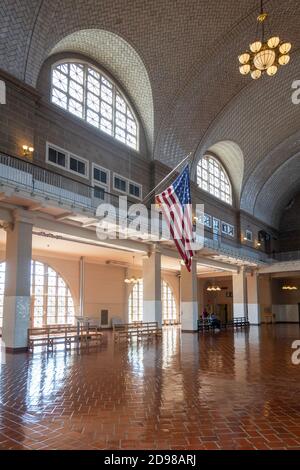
[143,249,162,327]
[247,270,261,324]
[2,216,33,351]
[259,275,273,323]
[180,258,198,331]
[232,268,247,318]
[79,256,85,316]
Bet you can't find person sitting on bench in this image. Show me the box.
[210,313,221,330]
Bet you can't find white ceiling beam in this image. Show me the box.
[55,212,75,221]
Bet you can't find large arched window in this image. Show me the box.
[162,280,177,322]
[0,261,75,328]
[128,280,177,323]
[197,155,232,205]
[128,280,143,323]
[51,61,138,150]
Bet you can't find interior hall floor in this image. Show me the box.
[0,325,300,450]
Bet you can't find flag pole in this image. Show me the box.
[142,151,193,204]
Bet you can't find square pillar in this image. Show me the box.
[2,218,33,351]
[143,250,162,327]
[259,275,273,322]
[247,271,261,325]
[180,258,198,331]
[232,268,247,318]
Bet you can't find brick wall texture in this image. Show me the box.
[0,0,300,232]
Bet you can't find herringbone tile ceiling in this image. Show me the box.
[0,0,300,224]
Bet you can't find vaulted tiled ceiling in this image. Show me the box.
[0,0,300,227]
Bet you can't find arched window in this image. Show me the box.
[51,61,138,150]
[128,280,143,323]
[197,155,232,205]
[162,280,177,322]
[0,261,75,328]
[0,262,5,328]
[127,279,177,323]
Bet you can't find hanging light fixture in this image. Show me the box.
[238,0,292,79]
[282,284,298,291]
[124,256,142,284]
[207,282,221,292]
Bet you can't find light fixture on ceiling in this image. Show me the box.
[238,0,291,79]
[124,256,142,284]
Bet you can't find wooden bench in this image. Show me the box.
[28,324,103,351]
[198,317,250,332]
[163,319,178,326]
[113,321,162,342]
[197,319,216,332]
[225,317,250,329]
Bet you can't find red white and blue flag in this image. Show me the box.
[155,165,194,271]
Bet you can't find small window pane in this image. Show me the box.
[69,80,83,101]
[69,98,83,118]
[87,108,99,127]
[94,167,107,184]
[114,176,126,192]
[100,118,112,135]
[48,147,66,167]
[87,92,100,112]
[129,183,140,198]
[52,88,67,109]
[70,63,84,84]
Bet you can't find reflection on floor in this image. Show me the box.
[0,325,300,450]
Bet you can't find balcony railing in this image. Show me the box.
[0,151,271,264]
[273,251,300,262]
[0,151,129,210]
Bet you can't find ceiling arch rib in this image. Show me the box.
[153,1,300,167]
[241,129,300,216]
[253,153,300,228]
[49,29,154,151]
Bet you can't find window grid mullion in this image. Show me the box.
[43,263,47,327]
[52,61,138,149]
[112,83,116,139]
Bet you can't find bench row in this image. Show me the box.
[113,322,162,341]
[28,325,103,351]
[198,317,250,332]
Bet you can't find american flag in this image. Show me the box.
[155,165,194,271]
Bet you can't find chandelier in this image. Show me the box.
[282,284,298,291]
[207,284,221,292]
[238,0,291,79]
[124,256,142,284]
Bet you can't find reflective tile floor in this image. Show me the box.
[0,325,300,450]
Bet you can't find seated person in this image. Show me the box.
[202,308,209,319]
[210,313,221,329]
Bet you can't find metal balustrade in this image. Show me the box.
[273,251,300,262]
[0,151,282,265]
[0,151,121,209]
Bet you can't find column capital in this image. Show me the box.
[13,209,36,226]
[2,222,13,232]
[149,242,162,254]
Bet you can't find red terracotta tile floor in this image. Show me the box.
[0,324,300,450]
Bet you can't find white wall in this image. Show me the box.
[272,304,299,323]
